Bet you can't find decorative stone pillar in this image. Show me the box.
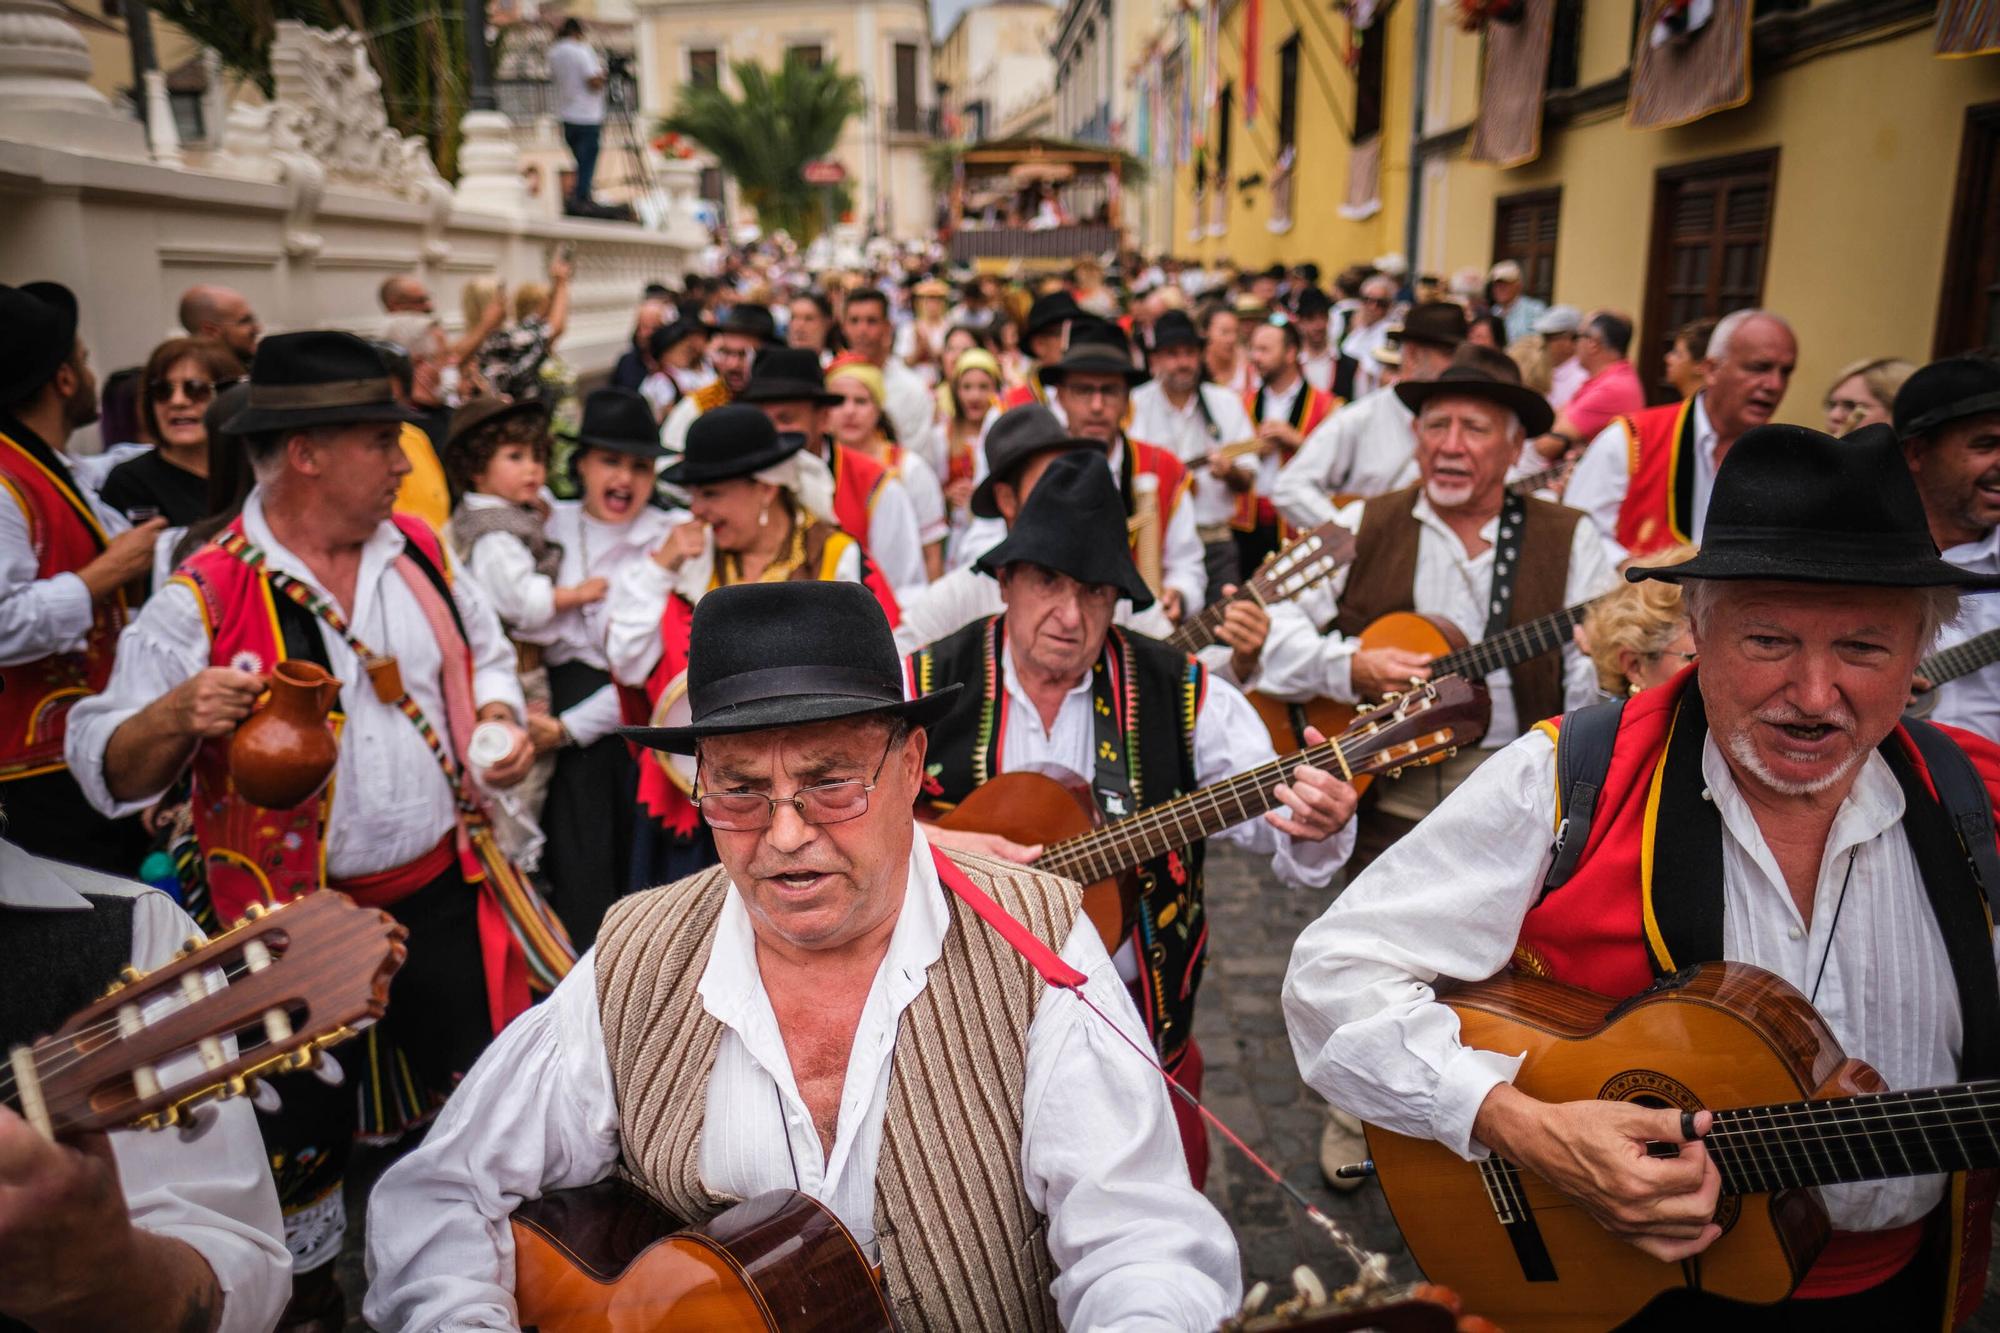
[650,154,709,250]
[142,69,182,166]
[0,0,146,158]
[453,109,527,216]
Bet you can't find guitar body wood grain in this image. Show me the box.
[1366,963,1863,1331]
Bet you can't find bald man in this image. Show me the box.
[177,284,261,367]
[380,274,435,315]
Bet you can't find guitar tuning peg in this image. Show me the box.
[1388,767,1403,779]
[120,964,144,983]
[179,934,204,957]
[238,903,268,923]
[221,1075,249,1099]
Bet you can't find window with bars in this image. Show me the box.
[688,48,719,91]
[1493,189,1561,305]
[1642,149,1778,396]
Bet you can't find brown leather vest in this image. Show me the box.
[1334,484,1582,729]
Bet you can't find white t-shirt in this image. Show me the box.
[549,38,606,125]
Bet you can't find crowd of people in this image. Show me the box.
[3,235,2000,1332]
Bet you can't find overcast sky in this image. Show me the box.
[933,0,1057,39]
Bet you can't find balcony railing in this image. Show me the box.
[949,223,1119,265]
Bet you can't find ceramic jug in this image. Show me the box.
[230,660,342,809]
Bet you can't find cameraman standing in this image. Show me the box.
[549,18,607,212]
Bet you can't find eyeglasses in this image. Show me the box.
[148,376,242,405]
[692,731,899,831]
[1360,296,1389,308]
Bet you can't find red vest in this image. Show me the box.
[1000,381,1046,411]
[0,427,125,781]
[1614,399,1697,558]
[1521,672,2000,1313]
[828,444,889,554]
[1236,381,1337,532]
[1121,436,1192,548]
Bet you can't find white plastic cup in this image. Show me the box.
[467,720,516,771]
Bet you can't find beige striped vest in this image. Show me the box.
[593,850,1081,1331]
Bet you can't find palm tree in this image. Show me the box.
[661,53,863,244]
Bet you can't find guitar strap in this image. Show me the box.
[1644,685,1728,972]
[1480,490,1532,642]
[1088,632,1143,822]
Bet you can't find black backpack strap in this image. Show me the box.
[1538,697,1627,901]
[1903,718,2000,922]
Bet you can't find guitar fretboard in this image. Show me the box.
[1167,593,1250,654]
[1919,629,2000,691]
[1702,1079,2000,1195]
[1429,600,1598,685]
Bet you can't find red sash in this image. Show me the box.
[0,429,124,780]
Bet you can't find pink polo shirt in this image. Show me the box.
[1563,359,1646,440]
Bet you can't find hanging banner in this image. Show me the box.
[1627,0,1753,131]
[1243,0,1262,122]
[1937,0,2000,57]
[1470,0,1556,167]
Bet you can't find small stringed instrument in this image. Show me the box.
[3,891,406,1140]
[1168,520,1358,655]
[1366,960,2000,1331]
[932,677,1485,950]
[512,1180,891,1332]
[1250,599,1595,792]
[1907,625,2000,718]
[1506,454,1577,498]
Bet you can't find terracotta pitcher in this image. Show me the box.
[230,660,342,809]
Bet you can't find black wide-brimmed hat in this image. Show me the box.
[1146,309,1202,353]
[713,304,779,344]
[0,282,79,404]
[620,580,961,754]
[736,347,842,406]
[1023,290,1081,340]
[658,403,804,486]
[224,330,419,435]
[1396,301,1469,350]
[568,387,668,459]
[975,448,1155,609]
[1894,356,2000,441]
[1627,423,2000,591]
[970,403,1105,519]
[1038,318,1149,388]
[1292,286,1334,318]
[445,395,549,456]
[1396,363,1554,437]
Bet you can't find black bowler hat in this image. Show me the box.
[1146,309,1202,353]
[0,282,79,404]
[620,581,961,754]
[1627,423,2000,591]
[713,304,779,344]
[658,403,804,486]
[970,403,1105,519]
[649,317,713,358]
[976,449,1154,609]
[1397,362,1555,436]
[568,387,668,459]
[1395,301,1469,350]
[1038,318,1148,388]
[1023,290,1081,340]
[736,347,842,406]
[1894,356,2000,440]
[225,330,419,435]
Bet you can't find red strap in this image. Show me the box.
[928,845,1087,989]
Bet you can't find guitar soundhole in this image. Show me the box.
[1600,1070,1741,1235]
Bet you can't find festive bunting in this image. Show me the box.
[1937,0,2000,56]
[1628,0,1752,131]
[1470,0,1556,167]
[1243,0,1262,122]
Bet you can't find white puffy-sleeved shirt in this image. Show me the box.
[1271,388,1418,529]
[881,356,939,453]
[64,489,525,879]
[0,839,290,1333]
[363,827,1243,1332]
[1129,381,1258,531]
[532,500,680,746]
[1282,726,1984,1234]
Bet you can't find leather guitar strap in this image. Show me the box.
[1088,634,1141,822]
[1480,490,1532,642]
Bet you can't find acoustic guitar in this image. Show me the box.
[1906,625,2000,718]
[1365,960,2000,1331]
[932,676,1485,950]
[1506,455,1577,498]
[512,1179,891,1333]
[3,891,406,1139]
[1167,520,1357,656]
[1250,598,1598,792]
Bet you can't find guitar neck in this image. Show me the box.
[1166,596,1236,653]
[1507,463,1564,496]
[1430,600,1597,683]
[1702,1079,2000,1195]
[1919,628,2000,691]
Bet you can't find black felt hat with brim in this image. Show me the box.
[1146,309,1202,353]
[568,387,668,459]
[225,330,420,435]
[0,282,79,404]
[657,403,804,486]
[619,580,961,754]
[1396,364,1555,438]
[1024,290,1082,340]
[735,346,843,406]
[975,448,1155,610]
[1037,318,1149,388]
[1894,356,2000,440]
[969,403,1105,519]
[1627,422,2000,591]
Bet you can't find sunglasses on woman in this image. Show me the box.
[148,376,244,405]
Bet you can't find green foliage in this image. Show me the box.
[660,53,864,244]
[142,1,500,178]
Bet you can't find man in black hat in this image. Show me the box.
[1273,300,1468,527]
[1285,422,2000,1328]
[0,281,164,873]
[67,329,551,1325]
[660,304,776,453]
[1291,285,1343,397]
[1001,290,1082,414]
[910,451,1357,1188]
[1044,318,1208,623]
[367,577,1245,1330]
[1899,354,2000,740]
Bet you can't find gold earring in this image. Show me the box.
[1628,681,1643,698]
[758,505,770,529]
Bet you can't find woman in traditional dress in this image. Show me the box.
[824,354,949,582]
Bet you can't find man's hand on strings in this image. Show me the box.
[1265,725,1358,842]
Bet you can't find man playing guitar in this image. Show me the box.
[1284,422,2000,1327]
